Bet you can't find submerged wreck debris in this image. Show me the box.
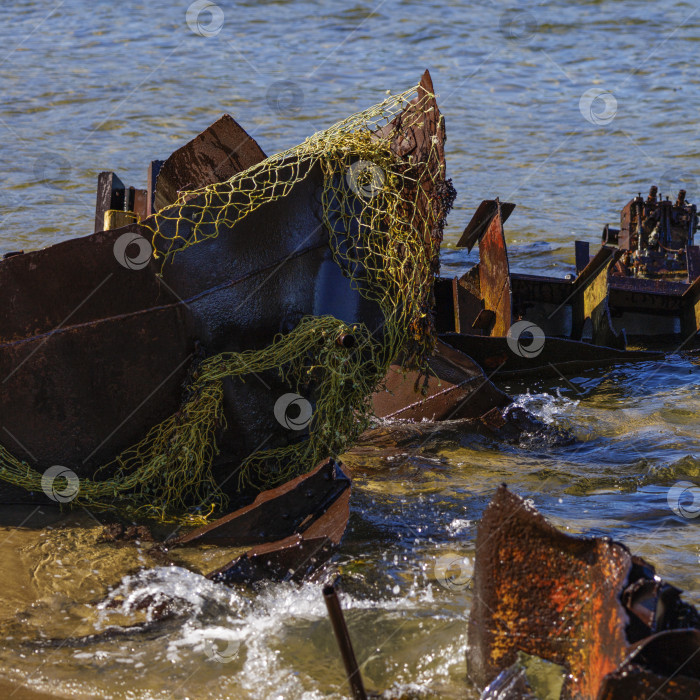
[0,70,461,522]
[174,457,350,547]
[178,458,352,585]
[468,485,700,700]
[602,185,700,339]
[439,191,700,375]
[437,193,699,379]
[205,465,350,584]
[372,339,510,422]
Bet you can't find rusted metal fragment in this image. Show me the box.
[94,171,125,233]
[610,186,696,265]
[440,333,659,377]
[469,486,700,700]
[597,630,700,700]
[374,69,454,261]
[512,270,695,337]
[456,199,516,252]
[605,275,688,313]
[448,200,515,337]
[511,246,625,347]
[570,246,625,348]
[468,485,632,699]
[207,535,334,584]
[154,114,267,211]
[174,458,350,547]
[206,483,350,584]
[478,199,512,337]
[132,187,148,221]
[0,294,196,493]
[372,339,510,422]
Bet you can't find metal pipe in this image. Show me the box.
[337,333,356,349]
[323,581,368,700]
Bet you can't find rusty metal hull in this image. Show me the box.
[0,70,450,506]
[441,333,661,377]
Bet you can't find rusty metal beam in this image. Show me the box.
[456,199,515,252]
[478,199,512,337]
[94,171,125,233]
[570,245,625,348]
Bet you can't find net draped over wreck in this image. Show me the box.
[0,81,454,522]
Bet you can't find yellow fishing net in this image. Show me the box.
[0,82,454,522]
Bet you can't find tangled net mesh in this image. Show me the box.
[0,83,453,523]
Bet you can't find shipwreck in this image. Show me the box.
[2,68,698,699]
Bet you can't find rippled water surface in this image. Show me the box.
[1,0,699,698]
